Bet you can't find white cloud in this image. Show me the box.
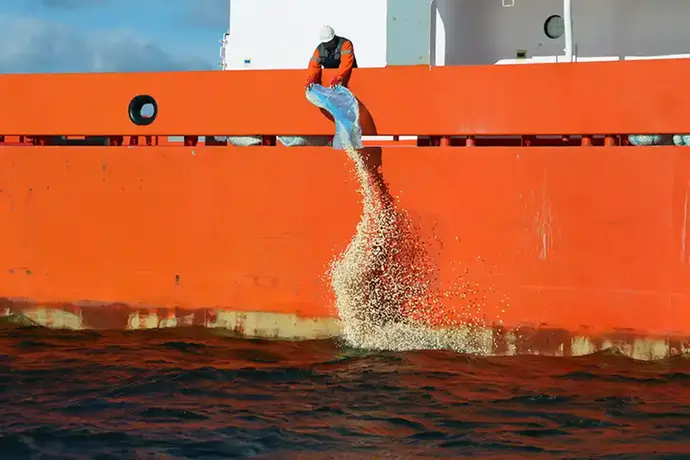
[0,14,213,73]
[35,0,230,29]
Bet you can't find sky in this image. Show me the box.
[0,0,229,73]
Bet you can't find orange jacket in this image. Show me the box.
[306,38,356,86]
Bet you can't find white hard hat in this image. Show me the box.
[319,25,335,43]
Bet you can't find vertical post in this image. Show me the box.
[563,0,574,62]
[388,0,433,66]
[429,0,436,68]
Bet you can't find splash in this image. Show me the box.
[306,85,499,354]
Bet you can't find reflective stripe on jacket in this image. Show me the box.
[306,37,357,84]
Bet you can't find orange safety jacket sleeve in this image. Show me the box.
[306,48,322,84]
[306,40,356,85]
[335,40,355,83]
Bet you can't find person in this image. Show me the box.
[305,25,358,90]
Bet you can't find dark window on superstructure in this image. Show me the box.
[544,15,564,39]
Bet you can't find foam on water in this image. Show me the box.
[306,85,501,354]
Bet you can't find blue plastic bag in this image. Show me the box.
[628,134,690,146]
[306,85,363,150]
[628,134,673,146]
[674,135,690,146]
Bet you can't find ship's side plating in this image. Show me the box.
[0,59,689,359]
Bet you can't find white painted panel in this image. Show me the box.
[435,0,690,66]
[225,0,388,70]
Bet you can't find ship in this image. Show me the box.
[0,0,689,359]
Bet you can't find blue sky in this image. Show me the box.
[0,0,229,73]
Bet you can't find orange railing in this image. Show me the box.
[0,59,689,146]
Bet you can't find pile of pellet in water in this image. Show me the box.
[328,145,496,355]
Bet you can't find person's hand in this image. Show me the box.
[305,80,315,91]
[329,76,342,88]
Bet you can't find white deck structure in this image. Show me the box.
[221,0,690,70]
[216,0,690,144]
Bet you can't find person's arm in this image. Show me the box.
[306,48,322,86]
[332,40,355,85]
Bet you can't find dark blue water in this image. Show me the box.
[1,326,689,459]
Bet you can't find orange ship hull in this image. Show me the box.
[1,60,690,358]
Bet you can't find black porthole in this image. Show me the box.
[544,14,565,39]
[128,94,158,126]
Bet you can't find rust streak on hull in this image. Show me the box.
[1,300,686,361]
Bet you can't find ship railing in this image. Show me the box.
[0,134,681,148]
[0,59,689,148]
[497,53,690,65]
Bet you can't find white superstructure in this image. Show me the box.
[214,0,690,146]
[221,0,388,70]
[220,0,690,70]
